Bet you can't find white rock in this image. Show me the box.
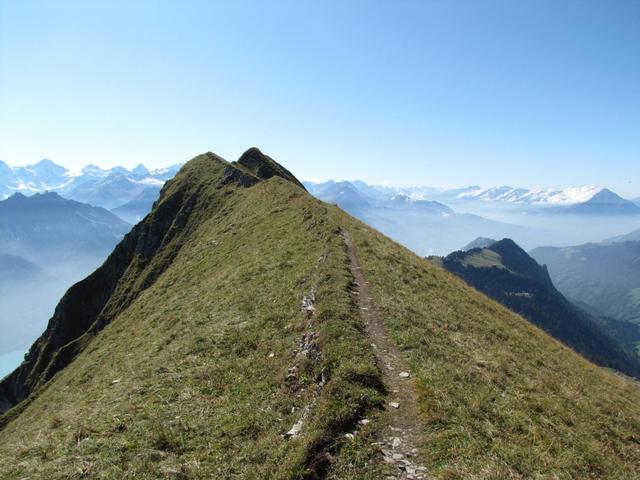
[389,402,400,409]
[399,371,410,378]
[284,419,304,438]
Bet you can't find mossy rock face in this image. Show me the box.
[1,150,639,479]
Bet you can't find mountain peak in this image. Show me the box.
[439,238,640,378]
[0,160,10,173]
[6,192,27,202]
[34,158,57,166]
[562,187,640,215]
[587,188,627,204]
[32,158,68,174]
[235,147,306,190]
[81,164,105,175]
[131,164,150,176]
[463,237,497,250]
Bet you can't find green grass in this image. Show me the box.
[460,249,505,269]
[0,159,388,479]
[342,217,640,479]
[1,153,639,479]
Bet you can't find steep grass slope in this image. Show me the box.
[345,223,640,478]
[1,150,639,479]
[435,239,640,377]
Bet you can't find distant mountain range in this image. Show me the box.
[0,253,63,355]
[0,192,132,355]
[304,180,525,255]
[110,186,161,224]
[306,180,640,215]
[433,185,640,214]
[0,254,50,291]
[542,189,640,216]
[2,160,638,223]
[432,239,640,377]
[306,180,453,216]
[0,158,179,211]
[0,191,130,269]
[607,227,640,243]
[455,185,604,205]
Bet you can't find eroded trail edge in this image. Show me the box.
[342,230,430,480]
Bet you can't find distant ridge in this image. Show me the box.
[435,239,640,377]
[560,188,640,215]
[0,253,50,288]
[304,180,640,210]
[531,240,640,325]
[304,179,521,256]
[0,158,181,209]
[606,227,640,243]
[0,191,130,266]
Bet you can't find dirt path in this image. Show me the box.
[342,230,430,480]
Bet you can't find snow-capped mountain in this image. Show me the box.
[455,185,640,214]
[304,180,635,208]
[0,159,71,198]
[0,159,181,210]
[304,180,452,215]
[456,185,606,205]
[302,180,524,255]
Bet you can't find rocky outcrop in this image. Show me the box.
[236,147,306,190]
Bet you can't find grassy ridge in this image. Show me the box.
[0,166,387,478]
[1,152,639,479]
[343,218,640,478]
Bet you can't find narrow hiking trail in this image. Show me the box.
[342,231,430,480]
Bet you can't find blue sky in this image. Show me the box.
[1,1,639,195]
